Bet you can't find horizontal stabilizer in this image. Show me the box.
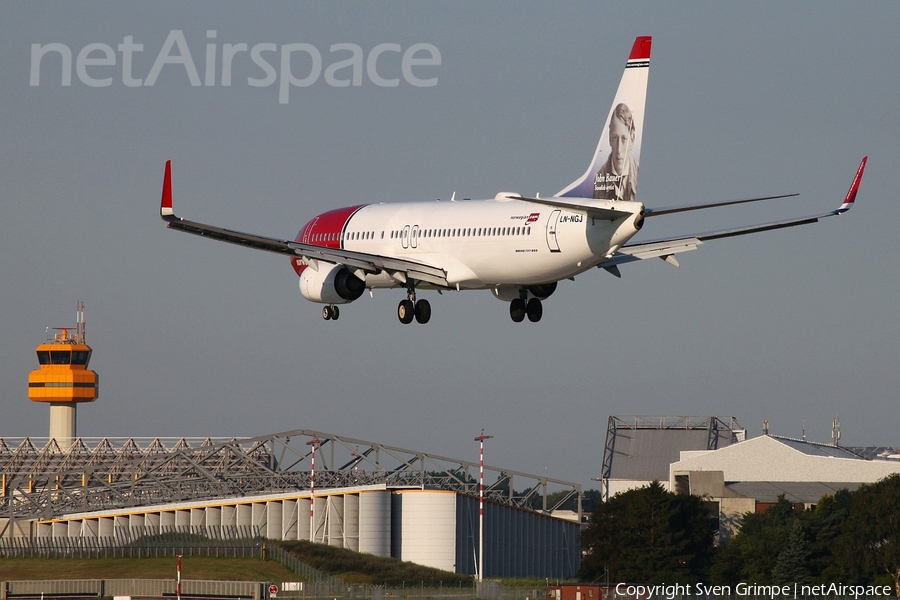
[507,195,636,221]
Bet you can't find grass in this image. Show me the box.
[0,556,299,581]
[279,540,472,586]
[0,540,476,586]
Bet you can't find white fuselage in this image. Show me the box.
[309,196,644,289]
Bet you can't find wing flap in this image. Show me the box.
[287,241,448,286]
[600,238,702,268]
[164,216,297,255]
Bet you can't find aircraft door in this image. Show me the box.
[411,225,419,248]
[546,209,561,253]
[401,225,410,249]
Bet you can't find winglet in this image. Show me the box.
[837,156,867,214]
[160,160,174,219]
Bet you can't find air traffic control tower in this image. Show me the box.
[28,303,98,449]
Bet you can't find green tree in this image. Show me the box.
[710,495,798,585]
[579,481,716,583]
[836,474,900,594]
[771,520,813,585]
[804,488,853,582]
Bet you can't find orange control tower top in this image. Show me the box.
[28,302,98,403]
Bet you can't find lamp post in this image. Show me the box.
[176,554,182,600]
[474,429,492,581]
[307,437,320,542]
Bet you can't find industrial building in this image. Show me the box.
[599,415,745,499]
[0,430,581,578]
[600,415,900,543]
[670,431,900,541]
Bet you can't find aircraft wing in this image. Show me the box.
[159,161,449,287]
[598,157,866,275]
[643,193,799,217]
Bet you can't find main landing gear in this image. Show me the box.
[322,305,340,320]
[509,297,542,323]
[398,287,431,324]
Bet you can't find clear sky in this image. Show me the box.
[2,2,898,488]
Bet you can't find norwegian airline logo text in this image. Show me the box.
[511,213,540,223]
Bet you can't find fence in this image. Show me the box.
[1,579,266,600]
[0,579,551,600]
[0,535,555,600]
[0,527,263,559]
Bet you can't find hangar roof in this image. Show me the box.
[671,434,900,485]
[602,416,744,481]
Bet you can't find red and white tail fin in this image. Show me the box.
[557,36,651,201]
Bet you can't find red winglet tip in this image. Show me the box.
[843,156,867,206]
[160,160,174,216]
[629,36,652,61]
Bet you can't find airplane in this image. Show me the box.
[160,35,866,325]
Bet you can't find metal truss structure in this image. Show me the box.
[599,415,744,500]
[1,429,581,524]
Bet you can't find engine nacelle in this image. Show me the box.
[527,282,557,299]
[491,282,558,302]
[299,264,366,304]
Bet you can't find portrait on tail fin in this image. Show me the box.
[593,102,638,202]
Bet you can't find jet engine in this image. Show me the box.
[299,263,366,304]
[527,282,558,299]
[491,282,558,302]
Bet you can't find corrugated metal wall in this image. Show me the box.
[14,486,577,578]
[456,494,580,579]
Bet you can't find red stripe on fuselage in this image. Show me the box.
[290,205,367,276]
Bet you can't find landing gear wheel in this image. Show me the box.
[414,299,431,324]
[331,305,340,320]
[526,298,543,322]
[322,306,333,320]
[510,298,526,323]
[398,299,415,324]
